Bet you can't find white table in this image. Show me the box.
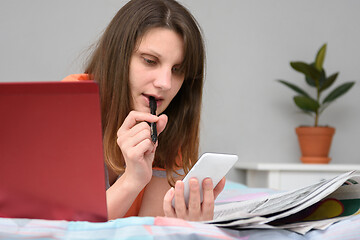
[235,162,360,190]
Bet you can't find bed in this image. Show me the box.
[1,181,360,240]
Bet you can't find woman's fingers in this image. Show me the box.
[173,180,187,219]
[116,111,168,155]
[201,178,214,220]
[188,178,201,219]
[125,138,154,161]
[119,111,159,133]
[117,112,156,149]
[156,114,168,135]
[117,112,168,146]
[120,123,151,146]
[163,178,216,221]
[115,111,163,187]
[163,188,176,218]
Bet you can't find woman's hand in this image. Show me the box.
[107,111,167,220]
[116,111,168,188]
[163,177,226,221]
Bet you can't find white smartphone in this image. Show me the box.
[171,152,238,208]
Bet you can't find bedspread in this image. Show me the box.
[1,182,360,240]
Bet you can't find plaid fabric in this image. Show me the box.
[1,215,360,240]
[1,182,360,240]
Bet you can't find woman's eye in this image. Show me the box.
[172,66,182,74]
[144,58,156,65]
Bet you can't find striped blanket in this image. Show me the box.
[1,182,360,240]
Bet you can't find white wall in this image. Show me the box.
[185,0,360,181]
[1,0,359,182]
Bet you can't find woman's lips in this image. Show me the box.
[143,94,162,108]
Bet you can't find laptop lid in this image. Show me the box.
[0,81,108,222]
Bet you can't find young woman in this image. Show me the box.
[64,0,225,221]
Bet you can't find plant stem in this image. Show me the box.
[315,87,320,127]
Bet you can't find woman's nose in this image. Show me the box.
[153,68,172,90]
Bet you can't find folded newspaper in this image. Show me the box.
[207,171,360,234]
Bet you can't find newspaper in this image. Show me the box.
[207,171,360,234]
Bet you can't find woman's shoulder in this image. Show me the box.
[152,167,184,178]
[62,74,91,82]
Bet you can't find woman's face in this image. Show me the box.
[129,27,185,115]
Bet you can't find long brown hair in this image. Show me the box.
[85,0,205,185]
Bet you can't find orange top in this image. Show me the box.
[62,74,91,82]
[62,74,180,217]
[124,189,145,217]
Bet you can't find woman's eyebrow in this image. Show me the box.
[139,48,162,58]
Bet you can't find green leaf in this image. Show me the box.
[319,72,339,92]
[306,69,326,88]
[319,102,330,114]
[305,76,316,87]
[318,69,327,88]
[294,95,320,113]
[315,43,327,71]
[290,61,321,83]
[322,82,355,104]
[278,80,310,97]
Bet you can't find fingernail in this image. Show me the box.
[189,178,199,189]
[204,178,213,188]
[166,187,174,195]
[175,180,183,189]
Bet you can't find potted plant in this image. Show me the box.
[278,43,355,164]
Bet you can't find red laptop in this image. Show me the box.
[0,81,108,222]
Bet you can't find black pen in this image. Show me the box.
[149,96,157,143]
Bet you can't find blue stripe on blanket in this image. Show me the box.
[68,217,155,240]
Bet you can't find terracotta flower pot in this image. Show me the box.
[295,126,335,164]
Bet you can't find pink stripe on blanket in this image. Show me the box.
[154,217,193,227]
